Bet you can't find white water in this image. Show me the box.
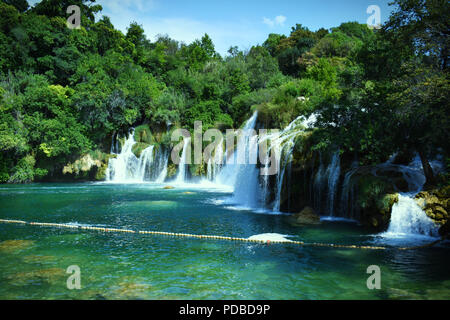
[106,131,140,182]
[312,151,341,215]
[175,137,191,183]
[206,139,224,181]
[260,114,317,212]
[106,130,168,183]
[339,161,358,219]
[137,146,154,181]
[381,155,440,239]
[384,194,438,238]
[325,151,341,216]
[215,112,261,209]
[248,233,293,243]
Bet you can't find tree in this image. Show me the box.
[384,0,449,70]
[1,0,29,12]
[380,0,450,186]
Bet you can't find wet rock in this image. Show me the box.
[0,240,34,253]
[23,255,56,264]
[110,280,151,299]
[8,268,65,286]
[415,186,449,226]
[163,186,175,190]
[289,206,321,225]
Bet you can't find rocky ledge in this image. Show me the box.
[415,185,449,238]
[415,186,449,225]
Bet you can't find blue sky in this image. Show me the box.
[30,0,396,55]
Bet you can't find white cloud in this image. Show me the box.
[263,17,274,27]
[263,15,287,27]
[275,15,286,26]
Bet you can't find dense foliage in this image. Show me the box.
[0,0,448,183]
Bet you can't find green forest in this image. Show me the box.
[0,0,448,187]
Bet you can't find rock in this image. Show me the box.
[290,206,321,225]
[163,186,175,190]
[0,240,34,253]
[370,217,379,228]
[415,186,449,226]
[8,268,65,286]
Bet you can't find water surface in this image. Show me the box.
[0,183,449,300]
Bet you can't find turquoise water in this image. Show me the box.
[0,183,449,300]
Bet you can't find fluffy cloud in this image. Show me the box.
[275,15,287,25]
[263,15,287,27]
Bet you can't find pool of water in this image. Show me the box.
[0,183,449,300]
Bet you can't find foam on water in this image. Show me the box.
[248,233,294,243]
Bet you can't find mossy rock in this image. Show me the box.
[166,164,177,178]
[134,124,153,144]
[377,193,399,216]
[415,186,449,225]
[95,163,108,181]
[8,268,66,286]
[131,142,151,158]
[190,162,206,177]
[356,175,393,210]
[288,206,321,225]
[0,240,35,253]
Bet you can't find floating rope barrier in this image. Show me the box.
[0,218,442,250]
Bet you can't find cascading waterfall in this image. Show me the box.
[155,149,169,183]
[382,155,440,238]
[206,139,224,181]
[106,131,139,182]
[175,137,191,183]
[325,151,341,216]
[106,130,169,183]
[137,146,154,181]
[386,194,438,237]
[260,114,316,212]
[312,151,341,215]
[313,156,326,213]
[215,112,260,208]
[339,161,359,219]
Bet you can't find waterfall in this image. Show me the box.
[215,112,260,208]
[175,137,191,183]
[272,140,295,212]
[215,112,258,187]
[106,130,168,183]
[206,139,224,181]
[385,194,438,237]
[325,151,341,216]
[137,146,154,181]
[259,113,316,212]
[313,157,326,213]
[155,149,169,183]
[381,155,440,238]
[339,161,359,219]
[106,131,139,182]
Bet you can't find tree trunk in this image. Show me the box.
[418,149,435,189]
